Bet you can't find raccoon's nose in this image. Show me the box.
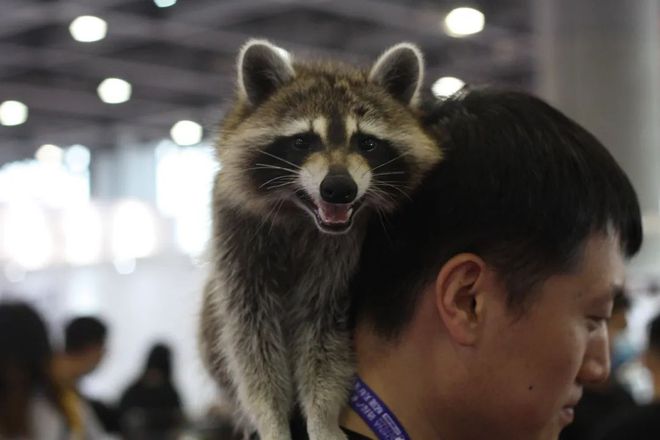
[320,174,358,204]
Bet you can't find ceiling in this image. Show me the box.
[0,0,533,166]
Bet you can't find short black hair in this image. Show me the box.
[64,316,107,354]
[352,88,643,339]
[144,343,173,378]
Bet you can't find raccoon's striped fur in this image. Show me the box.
[199,40,442,440]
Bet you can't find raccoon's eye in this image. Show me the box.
[359,136,379,152]
[293,136,311,151]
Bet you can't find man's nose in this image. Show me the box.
[578,335,611,385]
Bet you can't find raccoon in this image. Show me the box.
[199,40,441,440]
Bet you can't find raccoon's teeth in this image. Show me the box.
[317,202,353,225]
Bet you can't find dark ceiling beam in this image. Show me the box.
[0,43,226,96]
[173,0,291,26]
[304,0,444,38]
[0,1,367,61]
[303,0,528,52]
[98,9,370,62]
[0,81,207,122]
[0,0,138,38]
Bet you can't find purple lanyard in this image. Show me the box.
[349,376,411,440]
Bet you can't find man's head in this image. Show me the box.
[64,316,108,378]
[351,89,642,440]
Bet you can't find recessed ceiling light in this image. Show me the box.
[431,76,465,98]
[154,0,177,7]
[65,145,91,172]
[0,100,29,126]
[69,15,108,43]
[443,7,485,37]
[170,120,203,146]
[36,144,63,164]
[97,78,132,104]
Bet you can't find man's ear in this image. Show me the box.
[433,254,491,346]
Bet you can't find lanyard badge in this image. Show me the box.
[349,376,411,440]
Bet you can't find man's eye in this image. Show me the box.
[587,316,609,331]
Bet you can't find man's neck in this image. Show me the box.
[340,321,442,439]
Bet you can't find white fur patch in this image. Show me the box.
[346,153,371,200]
[279,119,311,137]
[357,119,391,140]
[299,153,328,202]
[312,116,328,143]
[345,115,358,141]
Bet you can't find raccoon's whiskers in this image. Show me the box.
[253,197,286,241]
[374,206,394,244]
[267,199,286,236]
[366,187,398,208]
[363,152,410,178]
[266,180,296,191]
[251,163,300,175]
[372,181,413,201]
[256,149,305,172]
[259,175,297,189]
[371,171,406,177]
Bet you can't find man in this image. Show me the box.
[52,316,111,438]
[598,313,660,440]
[335,89,643,440]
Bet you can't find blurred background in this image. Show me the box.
[0,0,659,438]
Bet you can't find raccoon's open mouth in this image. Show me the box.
[296,193,360,234]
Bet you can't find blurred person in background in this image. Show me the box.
[51,316,111,438]
[560,292,637,440]
[118,343,184,439]
[597,312,660,440]
[0,302,105,439]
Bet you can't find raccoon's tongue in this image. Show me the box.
[317,201,353,224]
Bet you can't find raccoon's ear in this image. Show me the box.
[237,39,295,107]
[369,43,424,107]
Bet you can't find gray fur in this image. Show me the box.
[204,200,365,439]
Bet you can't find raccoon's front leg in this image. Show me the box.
[220,279,295,440]
[295,315,353,440]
